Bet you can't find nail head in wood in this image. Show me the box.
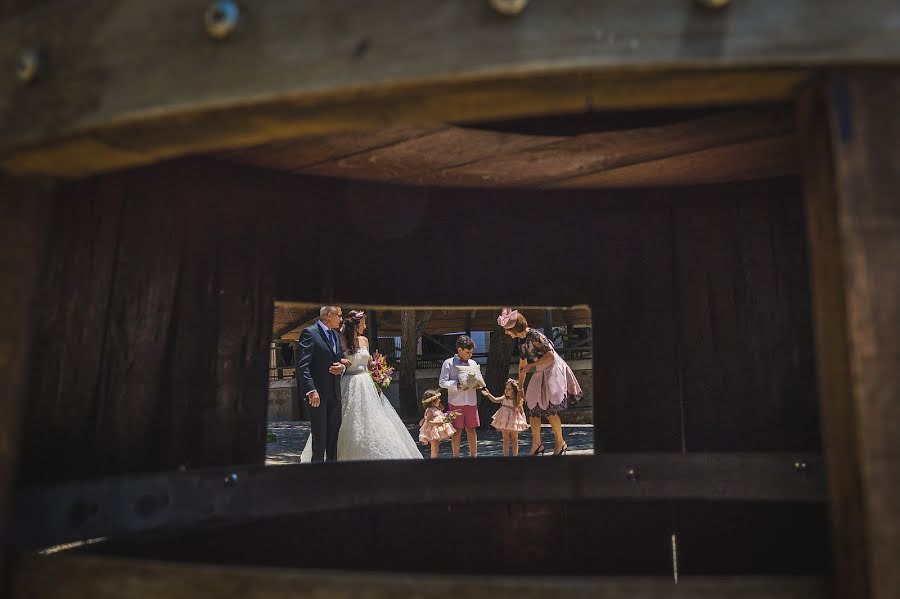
[489,0,529,17]
[204,0,240,40]
[16,49,40,83]
[696,0,732,8]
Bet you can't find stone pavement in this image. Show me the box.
[265,421,593,465]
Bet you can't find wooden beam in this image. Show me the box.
[9,0,896,178]
[278,105,794,188]
[365,309,379,353]
[272,308,319,339]
[0,175,50,581]
[800,69,900,599]
[8,453,825,552]
[11,553,829,599]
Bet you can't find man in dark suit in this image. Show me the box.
[295,306,346,462]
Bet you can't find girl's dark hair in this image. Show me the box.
[505,378,523,407]
[341,310,367,355]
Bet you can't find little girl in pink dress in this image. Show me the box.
[418,389,458,459]
[481,379,528,456]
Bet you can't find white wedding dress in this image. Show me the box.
[300,347,423,462]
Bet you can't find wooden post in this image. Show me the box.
[800,70,900,599]
[0,176,50,582]
[464,310,473,339]
[483,325,515,427]
[367,309,379,355]
[399,310,430,419]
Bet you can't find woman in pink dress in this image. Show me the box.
[498,308,583,456]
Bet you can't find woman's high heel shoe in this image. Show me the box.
[553,443,568,456]
[530,443,545,457]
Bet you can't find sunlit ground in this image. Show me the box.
[265,422,593,465]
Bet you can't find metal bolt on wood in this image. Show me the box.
[205,0,240,40]
[224,473,238,487]
[489,0,529,16]
[794,461,808,472]
[16,49,40,83]
[626,467,637,481]
[696,0,731,8]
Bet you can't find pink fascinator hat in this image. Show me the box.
[497,308,520,329]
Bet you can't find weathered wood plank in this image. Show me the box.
[802,69,900,599]
[8,453,826,552]
[18,178,124,482]
[799,86,868,599]
[10,554,829,599]
[0,175,50,582]
[555,134,797,188]
[215,126,447,175]
[426,106,794,188]
[227,105,796,189]
[674,179,820,451]
[591,200,682,451]
[18,160,280,484]
[7,0,891,177]
[301,127,563,183]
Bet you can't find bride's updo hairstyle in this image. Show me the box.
[341,310,367,355]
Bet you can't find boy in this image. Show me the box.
[439,335,479,458]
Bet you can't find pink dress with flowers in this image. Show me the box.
[491,397,528,432]
[519,328,583,417]
[419,407,456,443]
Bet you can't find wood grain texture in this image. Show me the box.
[591,199,682,451]
[674,180,820,451]
[814,69,900,599]
[228,105,797,189]
[8,0,888,177]
[19,161,278,483]
[0,176,50,583]
[9,453,826,553]
[799,86,869,599]
[10,553,829,599]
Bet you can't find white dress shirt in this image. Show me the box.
[439,355,478,407]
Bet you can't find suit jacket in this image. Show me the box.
[295,322,342,404]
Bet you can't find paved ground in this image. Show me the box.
[265,421,593,464]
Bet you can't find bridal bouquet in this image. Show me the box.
[369,351,395,394]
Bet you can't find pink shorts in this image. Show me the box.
[449,404,480,430]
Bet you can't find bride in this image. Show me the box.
[301,310,423,462]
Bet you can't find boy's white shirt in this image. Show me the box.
[439,355,478,407]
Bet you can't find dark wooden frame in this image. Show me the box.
[1,3,899,598]
[8,453,825,552]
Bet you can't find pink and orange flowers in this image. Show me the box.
[369,350,395,394]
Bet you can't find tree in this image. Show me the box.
[399,309,431,419]
[481,324,515,428]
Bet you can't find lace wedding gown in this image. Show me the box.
[300,347,423,462]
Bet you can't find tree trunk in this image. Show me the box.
[481,325,515,428]
[399,309,431,419]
